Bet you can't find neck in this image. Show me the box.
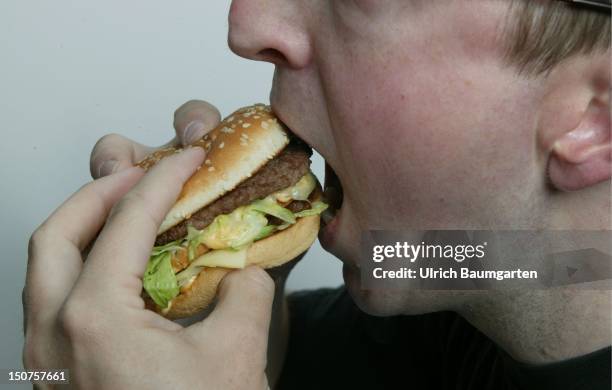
[458,286,611,364]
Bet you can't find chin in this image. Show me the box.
[342,264,405,317]
[343,265,459,317]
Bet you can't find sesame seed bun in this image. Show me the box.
[137,104,290,235]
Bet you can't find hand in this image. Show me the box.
[23,147,274,389]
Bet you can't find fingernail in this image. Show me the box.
[98,159,118,177]
[183,121,206,145]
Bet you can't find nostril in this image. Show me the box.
[256,48,287,65]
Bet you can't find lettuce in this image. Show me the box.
[151,239,183,257]
[294,201,329,218]
[253,200,329,240]
[176,248,248,285]
[200,207,268,250]
[143,251,179,308]
[186,225,202,261]
[254,224,277,241]
[250,198,296,224]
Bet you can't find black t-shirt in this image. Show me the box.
[277,287,611,390]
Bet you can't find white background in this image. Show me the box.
[0,0,342,376]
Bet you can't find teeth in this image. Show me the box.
[321,208,337,226]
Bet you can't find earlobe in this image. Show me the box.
[548,98,611,191]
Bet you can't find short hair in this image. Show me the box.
[504,0,611,75]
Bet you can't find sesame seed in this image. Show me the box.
[208,166,215,172]
[253,115,261,119]
[204,159,211,165]
[261,121,269,129]
[242,123,251,128]
[219,142,225,149]
[221,127,234,133]
[238,119,243,124]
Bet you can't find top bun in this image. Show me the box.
[137,104,290,235]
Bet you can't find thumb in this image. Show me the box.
[212,265,275,335]
[190,266,275,356]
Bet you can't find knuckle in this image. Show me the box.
[58,300,81,336]
[58,299,101,341]
[28,225,49,258]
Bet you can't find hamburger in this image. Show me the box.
[136,104,327,319]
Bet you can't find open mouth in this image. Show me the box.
[322,162,344,228]
[268,105,344,232]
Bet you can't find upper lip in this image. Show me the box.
[271,103,344,202]
[271,104,329,164]
[270,104,317,152]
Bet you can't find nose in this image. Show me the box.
[228,0,311,69]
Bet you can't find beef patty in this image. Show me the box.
[155,142,312,246]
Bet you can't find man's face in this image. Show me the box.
[229,0,548,315]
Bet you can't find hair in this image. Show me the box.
[504,0,611,75]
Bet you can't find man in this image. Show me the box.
[23,0,610,389]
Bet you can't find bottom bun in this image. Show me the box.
[160,208,321,319]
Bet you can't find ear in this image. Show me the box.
[541,54,610,192]
[548,98,610,191]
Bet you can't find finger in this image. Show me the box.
[191,267,275,355]
[173,100,221,146]
[90,133,178,179]
[91,100,220,178]
[79,147,205,297]
[24,167,144,323]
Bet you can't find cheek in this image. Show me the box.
[325,52,542,227]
